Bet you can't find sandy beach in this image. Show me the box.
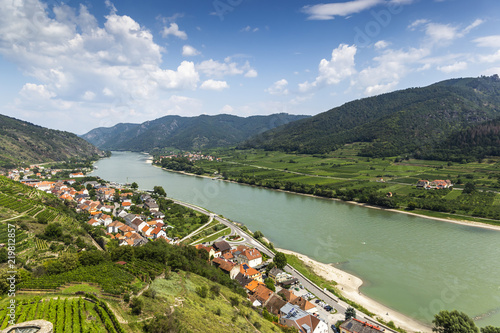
[276,247,432,333]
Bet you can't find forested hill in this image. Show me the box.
[0,114,104,169]
[81,113,309,152]
[241,75,500,160]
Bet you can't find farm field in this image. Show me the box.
[184,145,500,223]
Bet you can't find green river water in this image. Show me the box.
[90,151,500,327]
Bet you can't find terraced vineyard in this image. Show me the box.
[0,296,124,333]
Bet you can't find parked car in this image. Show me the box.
[325,305,333,311]
[315,299,321,304]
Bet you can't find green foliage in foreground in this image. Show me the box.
[0,296,123,332]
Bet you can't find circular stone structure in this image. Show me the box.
[1,320,53,333]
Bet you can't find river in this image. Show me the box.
[90,151,500,327]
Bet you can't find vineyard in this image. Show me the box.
[20,263,139,295]
[0,224,32,253]
[0,296,124,333]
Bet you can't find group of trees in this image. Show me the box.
[160,157,205,175]
[433,310,500,333]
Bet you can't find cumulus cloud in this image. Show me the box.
[161,23,187,39]
[220,104,234,113]
[0,0,220,132]
[266,79,289,95]
[182,45,200,56]
[200,79,229,91]
[437,61,467,73]
[299,44,357,92]
[355,47,430,95]
[245,69,258,78]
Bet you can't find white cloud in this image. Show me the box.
[200,79,229,91]
[302,0,383,20]
[82,91,96,101]
[374,40,390,49]
[477,50,500,63]
[197,59,256,78]
[0,0,214,132]
[463,19,484,35]
[161,23,187,39]
[409,18,484,45]
[182,45,200,56]
[437,61,467,73]
[474,35,500,48]
[408,19,429,30]
[151,61,199,90]
[245,69,258,78]
[240,26,259,32]
[266,79,289,95]
[220,105,234,113]
[355,47,430,95]
[299,44,357,92]
[20,83,56,100]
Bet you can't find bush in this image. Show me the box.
[196,285,208,298]
[130,297,144,315]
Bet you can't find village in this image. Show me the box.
[5,165,389,333]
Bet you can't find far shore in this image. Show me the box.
[275,247,432,333]
[150,161,500,233]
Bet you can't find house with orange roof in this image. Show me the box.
[121,201,132,210]
[59,193,74,201]
[69,172,84,178]
[196,244,216,259]
[87,218,101,227]
[340,318,384,333]
[279,303,328,333]
[290,296,317,314]
[100,214,113,226]
[240,263,263,282]
[150,226,166,239]
[236,248,262,268]
[245,280,261,293]
[118,225,134,235]
[212,257,239,278]
[249,284,274,306]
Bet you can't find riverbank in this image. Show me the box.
[153,164,500,232]
[276,248,432,333]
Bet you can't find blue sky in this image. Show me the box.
[0,0,499,134]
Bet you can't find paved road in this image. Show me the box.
[171,198,396,333]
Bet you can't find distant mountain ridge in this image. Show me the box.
[0,114,104,169]
[81,113,310,152]
[241,75,500,160]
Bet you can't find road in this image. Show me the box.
[171,198,396,333]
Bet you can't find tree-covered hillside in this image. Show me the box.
[82,113,309,152]
[0,114,104,169]
[241,75,500,160]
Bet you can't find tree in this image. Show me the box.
[463,182,476,194]
[481,327,500,333]
[273,252,287,269]
[264,278,275,292]
[153,186,166,197]
[131,182,138,189]
[432,310,478,333]
[345,307,356,321]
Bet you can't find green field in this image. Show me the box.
[173,145,500,223]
